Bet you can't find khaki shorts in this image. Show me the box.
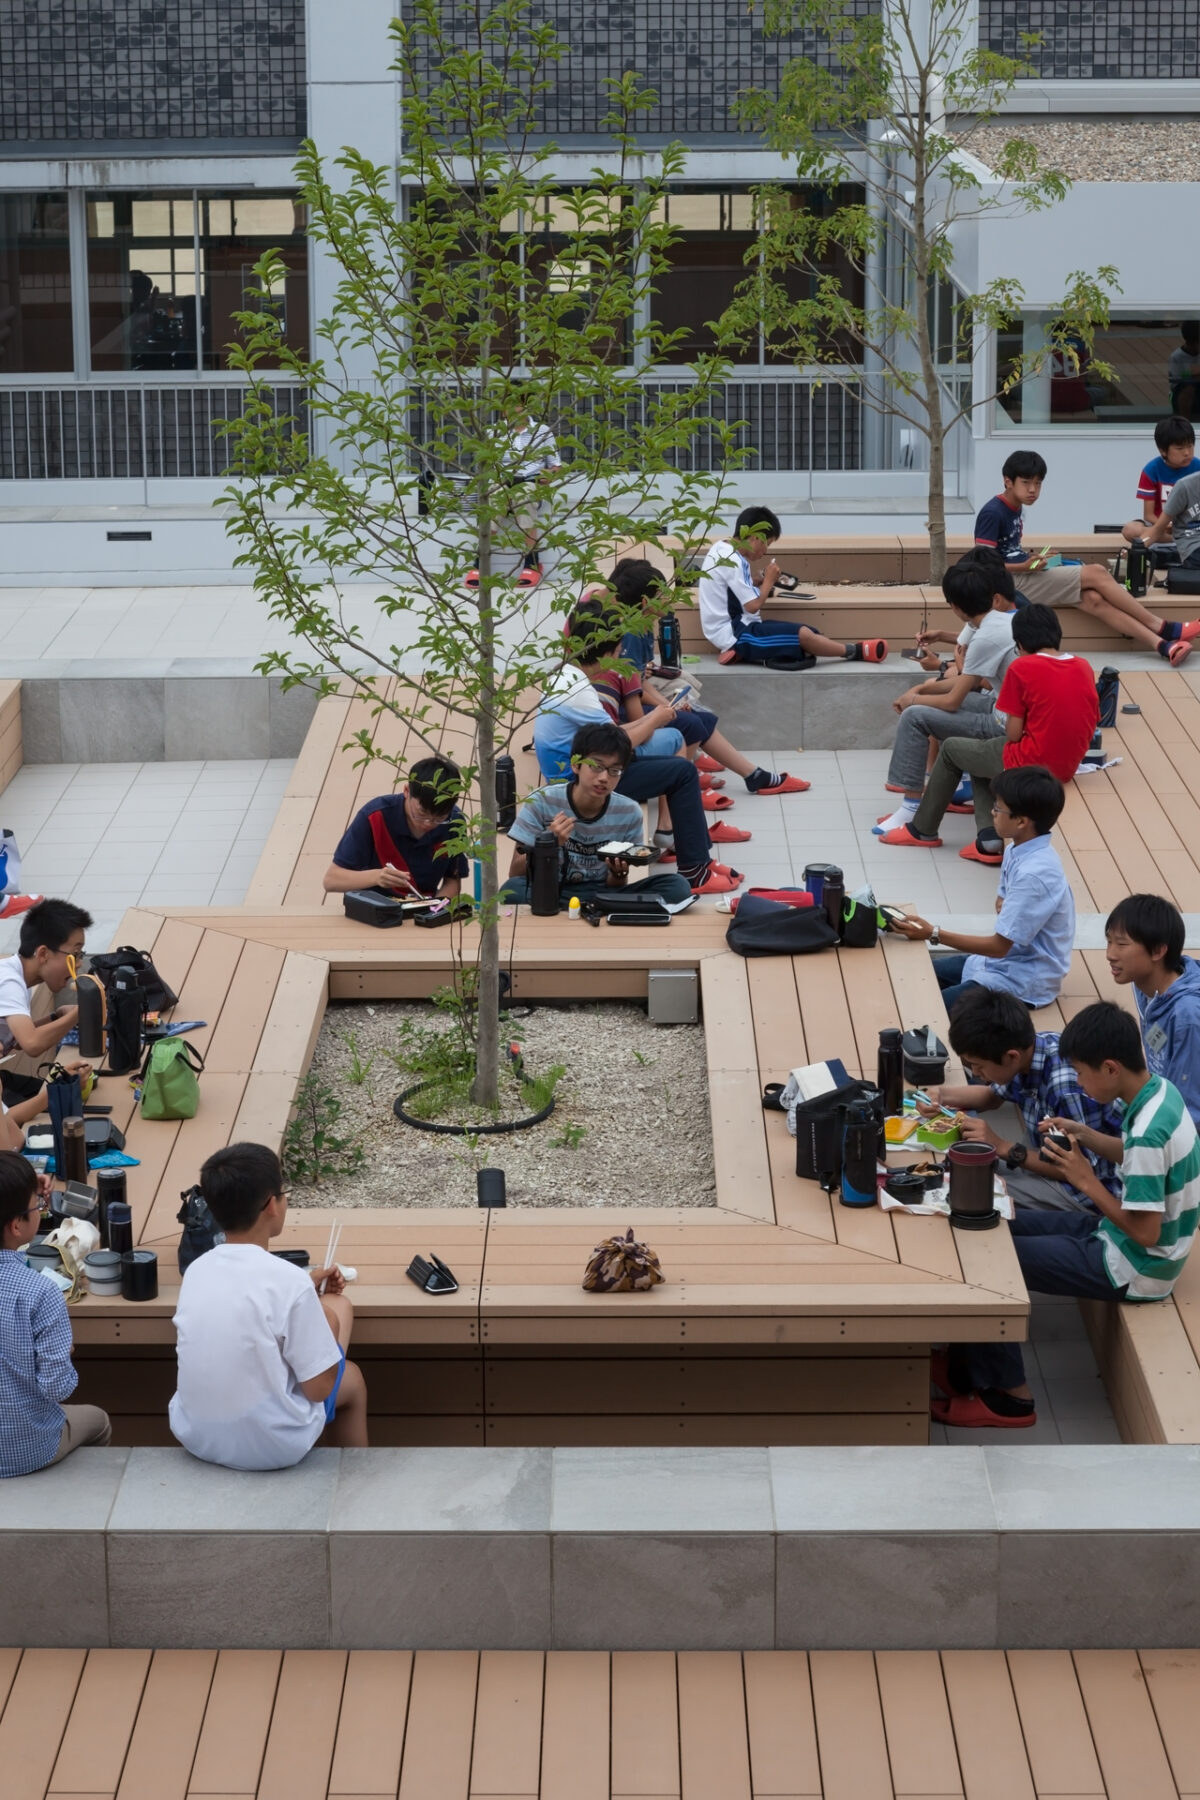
[45,1405,113,1466]
[1019,564,1083,608]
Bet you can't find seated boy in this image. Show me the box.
[935,1002,1200,1430]
[976,449,1200,662]
[881,604,1097,860]
[0,899,93,1108]
[1144,464,1200,569]
[1123,414,1199,545]
[875,556,1016,837]
[1105,893,1200,1127]
[323,756,467,900]
[501,722,696,910]
[892,765,1073,1012]
[170,1142,368,1470]
[926,988,1124,1212]
[698,506,887,666]
[0,1152,112,1477]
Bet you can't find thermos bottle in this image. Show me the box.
[803,862,842,908]
[840,1094,880,1207]
[495,755,517,831]
[106,1200,134,1257]
[62,1115,88,1186]
[658,612,681,668]
[876,1028,905,1119]
[822,872,845,938]
[1126,539,1149,598]
[947,1141,999,1230]
[1096,665,1120,729]
[95,1167,128,1250]
[528,830,561,916]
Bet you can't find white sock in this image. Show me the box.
[873,798,919,835]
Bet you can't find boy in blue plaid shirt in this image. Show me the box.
[0,1153,110,1477]
[920,989,1124,1212]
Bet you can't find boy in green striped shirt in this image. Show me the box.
[935,1000,1200,1429]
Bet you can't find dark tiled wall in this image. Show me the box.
[0,1,305,142]
[982,0,1199,79]
[402,0,879,137]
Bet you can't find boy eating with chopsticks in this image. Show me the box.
[169,1142,368,1469]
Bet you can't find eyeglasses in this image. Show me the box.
[578,757,622,778]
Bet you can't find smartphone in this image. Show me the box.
[671,684,692,704]
[879,904,910,928]
[1044,1128,1072,1153]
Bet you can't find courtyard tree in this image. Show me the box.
[220,0,737,1109]
[723,0,1118,578]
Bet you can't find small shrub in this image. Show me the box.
[341,1031,375,1088]
[550,1121,587,1151]
[283,1074,366,1186]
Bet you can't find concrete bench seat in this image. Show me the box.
[6,1442,1200,1652]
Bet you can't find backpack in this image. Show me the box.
[176,1183,224,1272]
[87,946,178,1014]
[140,1039,204,1120]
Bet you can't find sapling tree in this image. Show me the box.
[221,0,738,1109]
[722,0,1118,578]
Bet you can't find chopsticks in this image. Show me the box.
[319,1219,343,1296]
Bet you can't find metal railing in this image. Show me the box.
[0,383,309,480]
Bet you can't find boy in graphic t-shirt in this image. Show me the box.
[1145,468,1200,570]
[1123,415,1200,545]
[975,449,1200,663]
[881,604,1097,860]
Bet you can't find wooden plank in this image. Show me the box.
[398,1652,479,1800]
[49,1649,151,1795]
[808,1652,892,1800]
[677,1652,751,1800]
[539,1652,610,1800]
[875,1651,963,1796]
[940,1651,1035,1800]
[0,1649,87,1800]
[611,1653,680,1797]
[188,1649,282,1796]
[742,1652,821,1798]
[467,1651,543,1797]
[1139,1650,1200,1796]
[256,1650,347,1800]
[328,1651,412,1797]
[116,1650,218,1800]
[1072,1650,1178,1800]
[1005,1651,1104,1798]
[483,1355,924,1415]
[0,1647,22,1722]
[250,951,329,1075]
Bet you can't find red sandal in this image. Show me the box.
[708,821,752,844]
[932,1392,1037,1429]
[701,792,735,811]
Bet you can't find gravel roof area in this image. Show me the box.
[964,119,1189,182]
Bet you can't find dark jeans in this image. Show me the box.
[933,953,989,1015]
[952,1210,1125,1392]
[617,755,711,875]
[499,870,692,908]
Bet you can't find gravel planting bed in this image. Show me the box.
[966,120,1188,183]
[289,999,716,1209]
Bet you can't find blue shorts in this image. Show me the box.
[323,1347,347,1423]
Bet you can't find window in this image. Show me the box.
[0,193,72,372]
[997,315,1200,427]
[87,190,308,373]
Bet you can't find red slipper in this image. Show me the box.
[879,823,943,847]
[699,773,726,790]
[690,865,743,895]
[707,861,743,878]
[718,647,740,665]
[858,637,888,663]
[701,792,735,811]
[960,841,1003,866]
[708,821,752,844]
[752,774,811,794]
[885,782,909,794]
[696,754,724,773]
[1181,620,1200,641]
[946,800,974,814]
[515,566,542,588]
[933,1392,1038,1429]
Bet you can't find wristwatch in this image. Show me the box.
[1005,1143,1028,1170]
[929,925,940,946]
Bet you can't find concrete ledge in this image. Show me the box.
[688,660,914,749]
[7,1444,1200,1650]
[15,673,320,763]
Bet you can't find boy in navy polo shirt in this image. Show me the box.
[1123,415,1199,545]
[323,755,469,899]
[976,449,1200,663]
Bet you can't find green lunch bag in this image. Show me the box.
[140,1039,205,1120]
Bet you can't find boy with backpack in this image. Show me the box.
[697,506,887,666]
[170,1142,368,1469]
[976,449,1200,662]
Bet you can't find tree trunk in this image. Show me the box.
[913,253,947,582]
[470,512,502,1111]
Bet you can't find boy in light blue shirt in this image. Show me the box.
[891,765,1073,1011]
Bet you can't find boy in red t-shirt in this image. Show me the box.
[881,604,1098,864]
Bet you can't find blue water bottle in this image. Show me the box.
[840,1095,879,1207]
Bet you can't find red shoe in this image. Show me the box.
[858,638,888,662]
[960,841,1003,866]
[690,865,744,895]
[465,570,480,588]
[0,893,42,919]
[718,647,740,665]
[701,792,735,811]
[707,821,752,844]
[698,772,726,791]
[515,565,542,588]
[879,823,942,848]
[752,773,810,795]
[696,754,724,773]
[707,861,744,878]
[885,782,909,793]
[946,800,974,815]
[1161,636,1193,666]
[933,1392,1038,1430]
[1181,620,1200,640]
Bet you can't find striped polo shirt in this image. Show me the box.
[1099,1075,1200,1301]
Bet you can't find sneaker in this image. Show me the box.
[879,823,943,848]
[952,776,973,803]
[695,754,724,773]
[0,893,41,919]
[747,771,810,795]
[707,821,752,844]
[933,1391,1037,1430]
[717,647,740,665]
[873,802,919,836]
[960,840,1003,866]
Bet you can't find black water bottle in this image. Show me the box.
[1096,665,1120,729]
[841,1095,879,1207]
[1127,539,1149,598]
[495,755,517,831]
[658,612,681,668]
[822,871,845,938]
[877,1028,905,1119]
[528,830,561,916]
[95,1168,128,1250]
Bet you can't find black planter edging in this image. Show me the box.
[393,1082,557,1136]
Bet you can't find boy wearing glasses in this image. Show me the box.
[502,722,694,910]
[323,755,468,900]
[0,1151,112,1477]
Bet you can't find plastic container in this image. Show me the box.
[947,1141,999,1231]
[121,1249,159,1302]
[272,1248,311,1268]
[902,1025,948,1087]
[84,1249,123,1296]
[25,1241,61,1276]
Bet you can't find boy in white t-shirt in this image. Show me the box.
[170,1142,368,1470]
[0,898,93,1108]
